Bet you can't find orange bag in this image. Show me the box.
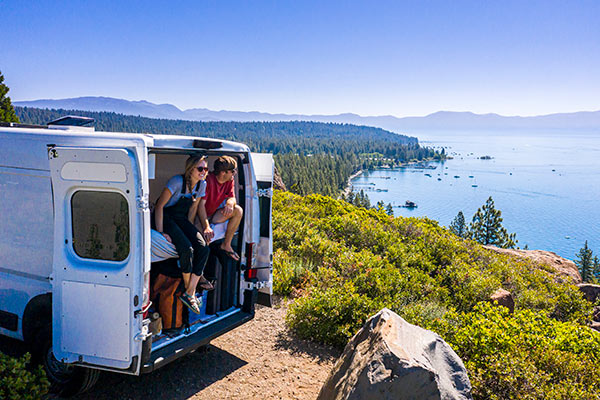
[151,274,187,331]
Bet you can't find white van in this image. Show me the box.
[0,117,273,396]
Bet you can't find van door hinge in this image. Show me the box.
[136,194,149,211]
[257,188,272,198]
[245,280,271,290]
[134,323,151,341]
[48,147,58,159]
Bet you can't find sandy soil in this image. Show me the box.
[70,298,340,400]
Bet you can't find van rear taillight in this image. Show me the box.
[244,242,257,280]
[245,242,256,268]
[245,268,258,280]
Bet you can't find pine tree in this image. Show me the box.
[469,196,517,248]
[593,256,600,283]
[385,203,394,216]
[0,70,19,123]
[376,200,385,212]
[575,241,594,282]
[449,211,468,238]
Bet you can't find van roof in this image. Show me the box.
[0,125,249,153]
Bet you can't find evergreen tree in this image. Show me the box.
[469,196,517,248]
[0,71,18,123]
[376,200,385,212]
[385,203,394,216]
[449,211,468,238]
[575,241,594,282]
[593,256,600,283]
[346,191,355,205]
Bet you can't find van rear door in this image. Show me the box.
[48,147,146,372]
[250,153,274,307]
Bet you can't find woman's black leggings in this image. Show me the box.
[163,216,209,276]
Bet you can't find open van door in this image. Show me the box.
[48,147,147,373]
[250,153,274,307]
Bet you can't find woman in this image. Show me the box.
[155,155,213,314]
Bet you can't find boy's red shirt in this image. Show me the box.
[202,172,234,217]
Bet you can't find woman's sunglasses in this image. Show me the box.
[196,166,209,172]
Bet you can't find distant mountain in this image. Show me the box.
[15,97,600,133]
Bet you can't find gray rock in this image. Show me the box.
[593,306,600,322]
[489,288,515,312]
[317,308,472,400]
[577,283,600,303]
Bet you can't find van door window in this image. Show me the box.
[71,190,130,261]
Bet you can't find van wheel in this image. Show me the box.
[34,325,100,397]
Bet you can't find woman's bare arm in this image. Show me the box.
[155,188,173,241]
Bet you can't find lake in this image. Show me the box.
[351,131,600,259]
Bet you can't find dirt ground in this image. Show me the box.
[67,297,340,400]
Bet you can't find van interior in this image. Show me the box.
[147,152,245,349]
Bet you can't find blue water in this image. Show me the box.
[351,132,600,259]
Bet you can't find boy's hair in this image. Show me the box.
[213,155,237,173]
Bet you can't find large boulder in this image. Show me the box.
[483,246,582,284]
[317,308,472,400]
[577,283,600,303]
[489,288,515,312]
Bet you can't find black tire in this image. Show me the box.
[33,325,101,397]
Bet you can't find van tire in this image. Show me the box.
[33,325,101,397]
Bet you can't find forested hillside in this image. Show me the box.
[273,191,600,400]
[16,106,439,196]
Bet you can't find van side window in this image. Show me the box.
[71,191,130,261]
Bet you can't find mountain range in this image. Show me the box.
[14,97,600,133]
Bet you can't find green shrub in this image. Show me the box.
[273,249,316,296]
[286,282,378,348]
[274,191,598,399]
[431,302,600,400]
[0,352,49,400]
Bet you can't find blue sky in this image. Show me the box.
[2,0,599,116]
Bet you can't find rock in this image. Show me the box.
[593,306,600,322]
[489,288,515,312]
[483,246,582,284]
[317,308,472,400]
[577,283,600,303]
[273,166,287,191]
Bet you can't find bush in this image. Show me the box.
[0,352,49,400]
[431,302,600,400]
[273,191,598,399]
[286,282,377,348]
[273,249,316,296]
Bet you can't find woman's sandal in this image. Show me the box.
[180,292,201,314]
[198,276,214,291]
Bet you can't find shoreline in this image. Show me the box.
[342,157,443,198]
[342,169,364,198]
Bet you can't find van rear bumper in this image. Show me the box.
[142,309,254,374]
